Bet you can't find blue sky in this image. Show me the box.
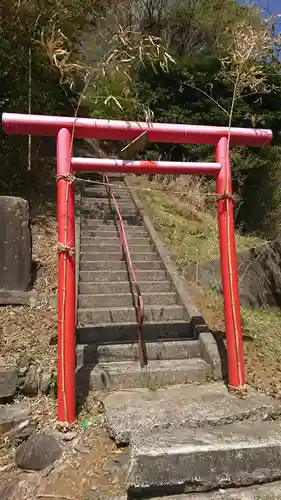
[242,0,280,13]
[240,0,281,34]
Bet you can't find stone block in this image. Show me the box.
[0,401,29,436]
[103,383,281,444]
[0,196,31,290]
[22,365,40,396]
[127,421,281,496]
[0,366,18,400]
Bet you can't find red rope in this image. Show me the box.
[103,174,147,367]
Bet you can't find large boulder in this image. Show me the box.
[15,434,62,470]
[0,196,31,291]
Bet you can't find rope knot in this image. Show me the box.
[217,190,236,203]
[56,173,76,184]
[228,384,248,399]
[58,242,75,256]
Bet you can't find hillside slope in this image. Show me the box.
[130,174,281,398]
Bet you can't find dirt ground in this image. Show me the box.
[0,216,58,369]
[1,394,127,500]
[0,211,128,499]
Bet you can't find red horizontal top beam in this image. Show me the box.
[71,158,221,176]
[2,113,272,147]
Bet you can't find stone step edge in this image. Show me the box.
[78,304,183,312]
[85,358,211,392]
[76,339,201,363]
[78,292,177,298]
[127,420,281,497]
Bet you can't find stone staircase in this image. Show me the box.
[75,169,281,500]
[76,174,218,392]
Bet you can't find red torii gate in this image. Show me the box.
[2,112,272,424]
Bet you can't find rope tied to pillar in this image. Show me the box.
[58,242,75,256]
[217,190,236,203]
[228,384,248,398]
[56,173,76,184]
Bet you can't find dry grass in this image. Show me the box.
[131,174,281,397]
[131,174,262,266]
[32,216,58,295]
[0,216,58,369]
[190,285,281,397]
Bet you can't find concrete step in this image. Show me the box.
[82,205,137,214]
[76,321,192,344]
[80,243,153,253]
[83,189,131,198]
[82,199,135,207]
[81,220,143,228]
[86,358,211,391]
[79,269,166,281]
[78,292,178,308]
[127,421,281,497]
[80,252,158,262]
[77,304,185,324]
[76,339,201,365]
[79,281,172,294]
[102,382,281,445]
[81,207,139,216]
[82,191,131,199]
[81,229,148,238]
[81,213,140,221]
[81,237,150,246]
[142,483,281,499]
[79,261,164,272]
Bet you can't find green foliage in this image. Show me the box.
[130,1,281,238]
[0,0,93,190]
[1,0,281,238]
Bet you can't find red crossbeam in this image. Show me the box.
[2,113,272,146]
[71,158,221,176]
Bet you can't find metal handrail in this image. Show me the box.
[103,174,147,367]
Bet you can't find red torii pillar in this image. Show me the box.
[2,112,272,423]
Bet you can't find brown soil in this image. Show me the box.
[1,397,127,500]
[0,211,127,499]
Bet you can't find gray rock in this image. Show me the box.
[17,354,31,376]
[10,420,37,446]
[184,240,281,311]
[0,402,29,436]
[15,434,62,470]
[23,365,40,396]
[40,372,51,394]
[0,196,31,290]
[0,366,18,400]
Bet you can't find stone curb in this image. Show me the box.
[0,290,57,308]
[125,177,222,379]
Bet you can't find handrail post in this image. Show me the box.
[216,137,245,394]
[57,128,76,423]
